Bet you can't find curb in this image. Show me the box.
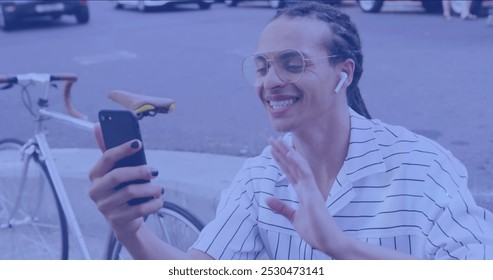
[51,148,247,224]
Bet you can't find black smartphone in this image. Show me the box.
[98,109,152,205]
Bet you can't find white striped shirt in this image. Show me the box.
[192,109,493,259]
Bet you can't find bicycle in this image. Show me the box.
[0,73,204,260]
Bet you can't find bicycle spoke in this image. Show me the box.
[108,202,204,259]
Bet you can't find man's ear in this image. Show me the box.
[341,58,355,87]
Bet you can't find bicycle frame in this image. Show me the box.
[32,109,94,259]
[1,73,188,260]
[6,74,95,259]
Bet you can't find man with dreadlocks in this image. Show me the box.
[88,2,493,259]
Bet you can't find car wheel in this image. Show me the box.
[198,1,211,10]
[224,0,238,7]
[76,6,89,24]
[269,0,285,9]
[114,1,124,9]
[2,18,15,31]
[421,0,442,14]
[357,0,384,13]
[326,0,342,6]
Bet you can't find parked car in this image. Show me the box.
[357,0,440,13]
[0,0,89,30]
[224,0,342,9]
[112,0,215,11]
[357,0,470,14]
[357,0,493,15]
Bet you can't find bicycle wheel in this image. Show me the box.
[0,138,68,259]
[109,201,204,259]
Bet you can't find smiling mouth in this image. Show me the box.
[267,97,300,110]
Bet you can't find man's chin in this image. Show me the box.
[270,120,292,133]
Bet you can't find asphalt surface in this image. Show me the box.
[0,0,492,259]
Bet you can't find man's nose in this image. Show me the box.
[262,64,285,89]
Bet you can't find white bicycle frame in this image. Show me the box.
[5,73,187,260]
[15,73,95,259]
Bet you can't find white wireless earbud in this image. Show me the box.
[335,72,348,94]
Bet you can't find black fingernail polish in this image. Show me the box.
[131,140,139,149]
[151,168,159,177]
[161,188,165,195]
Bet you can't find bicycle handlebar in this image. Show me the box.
[0,73,176,121]
[0,73,86,120]
[0,73,77,84]
[58,75,87,120]
[50,74,78,82]
[0,76,18,84]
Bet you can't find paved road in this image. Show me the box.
[0,1,491,207]
[0,0,492,260]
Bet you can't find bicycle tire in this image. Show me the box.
[0,138,69,259]
[108,201,204,259]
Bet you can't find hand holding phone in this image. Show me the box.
[98,109,152,205]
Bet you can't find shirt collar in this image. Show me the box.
[281,109,386,183]
[343,108,386,182]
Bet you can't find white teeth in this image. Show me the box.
[269,98,297,110]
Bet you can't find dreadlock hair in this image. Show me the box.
[272,1,371,119]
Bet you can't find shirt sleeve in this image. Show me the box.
[424,154,493,259]
[426,197,493,259]
[191,159,265,260]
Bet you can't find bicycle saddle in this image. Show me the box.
[108,90,176,119]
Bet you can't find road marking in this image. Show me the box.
[73,50,138,66]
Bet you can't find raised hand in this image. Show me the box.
[266,137,346,255]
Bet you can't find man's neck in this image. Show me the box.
[291,108,351,199]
